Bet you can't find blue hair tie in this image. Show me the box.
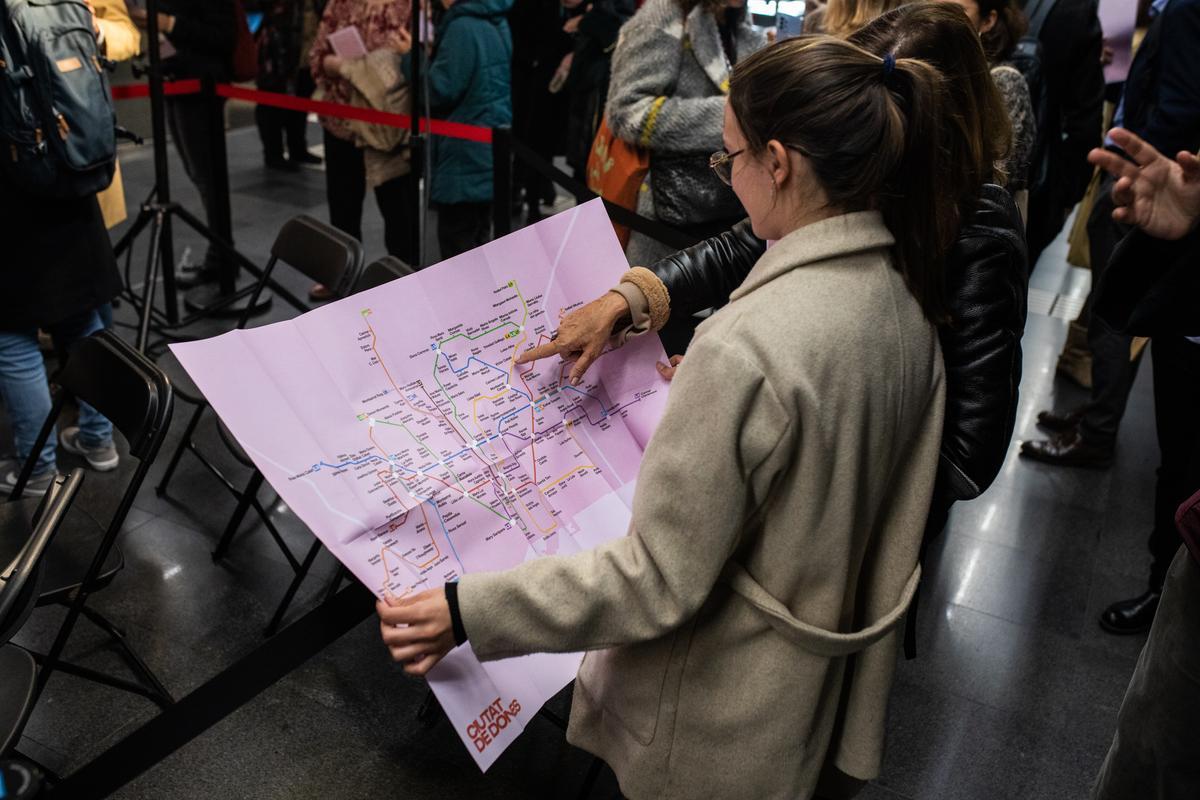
[882,53,896,77]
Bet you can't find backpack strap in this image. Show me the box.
[1023,0,1058,40]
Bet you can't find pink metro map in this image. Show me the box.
[170,199,669,769]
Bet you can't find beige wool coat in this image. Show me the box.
[458,211,946,799]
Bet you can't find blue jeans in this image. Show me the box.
[0,310,113,474]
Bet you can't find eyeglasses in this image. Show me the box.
[709,148,745,186]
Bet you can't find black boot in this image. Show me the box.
[1099,589,1161,634]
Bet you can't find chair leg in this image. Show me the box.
[212,470,264,562]
[322,565,349,604]
[263,539,323,637]
[76,606,175,708]
[155,402,207,497]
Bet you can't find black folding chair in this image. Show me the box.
[155,216,365,636]
[356,255,416,291]
[1,470,85,758]
[5,330,175,709]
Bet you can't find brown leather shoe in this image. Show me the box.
[1019,429,1113,468]
[1036,407,1086,433]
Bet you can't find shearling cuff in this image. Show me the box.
[619,267,670,332]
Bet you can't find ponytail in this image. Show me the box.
[879,56,955,323]
[729,36,958,323]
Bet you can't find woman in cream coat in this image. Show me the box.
[379,38,954,800]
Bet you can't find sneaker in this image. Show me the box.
[59,426,120,472]
[1,466,56,498]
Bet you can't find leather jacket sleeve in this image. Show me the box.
[644,192,1027,505]
[646,218,766,317]
[938,185,1029,500]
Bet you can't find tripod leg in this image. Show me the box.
[137,209,166,353]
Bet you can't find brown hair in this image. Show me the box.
[729,36,956,323]
[677,0,736,17]
[850,3,1013,202]
[977,0,1028,62]
[821,0,916,37]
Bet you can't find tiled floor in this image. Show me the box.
[7,117,1162,799]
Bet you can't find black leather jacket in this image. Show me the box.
[648,185,1029,502]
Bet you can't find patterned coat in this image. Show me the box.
[605,0,765,263]
[309,0,411,142]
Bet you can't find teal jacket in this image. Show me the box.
[427,0,513,205]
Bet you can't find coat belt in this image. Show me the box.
[720,562,922,658]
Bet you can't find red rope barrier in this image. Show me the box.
[110,78,202,100]
[109,81,493,144]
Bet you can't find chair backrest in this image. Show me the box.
[236,215,366,329]
[355,256,416,293]
[0,470,85,645]
[273,215,365,299]
[57,331,174,463]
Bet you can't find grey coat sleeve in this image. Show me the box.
[604,16,725,154]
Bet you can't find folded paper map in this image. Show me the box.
[171,199,669,769]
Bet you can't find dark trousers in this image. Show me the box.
[166,93,228,269]
[1093,548,1200,799]
[255,104,307,163]
[1025,185,1070,272]
[1080,174,1141,447]
[437,202,491,260]
[1147,337,1200,590]
[322,130,417,264]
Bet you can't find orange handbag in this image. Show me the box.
[586,117,649,249]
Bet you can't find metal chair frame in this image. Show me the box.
[155,216,365,636]
[9,330,175,708]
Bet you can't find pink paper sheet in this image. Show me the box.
[171,200,669,770]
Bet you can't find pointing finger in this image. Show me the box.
[515,340,561,365]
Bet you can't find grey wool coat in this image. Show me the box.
[605,0,765,265]
[458,212,947,799]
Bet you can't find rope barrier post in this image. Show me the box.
[492,126,513,238]
[203,74,237,296]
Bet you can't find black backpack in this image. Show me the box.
[0,0,116,198]
[1009,0,1058,198]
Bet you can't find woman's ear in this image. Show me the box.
[766,139,791,188]
[979,9,998,34]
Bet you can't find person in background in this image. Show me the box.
[1019,0,1200,639]
[255,0,322,171]
[379,36,954,799]
[510,0,580,222]
[1021,0,1103,270]
[1085,127,1200,800]
[605,0,766,268]
[946,0,1035,220]
[560,0,635,180]
[0,3,123,492]
[309,0,413,297]
[811,0,912,35]
[130,0,236,289]
[423,0,513,259]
